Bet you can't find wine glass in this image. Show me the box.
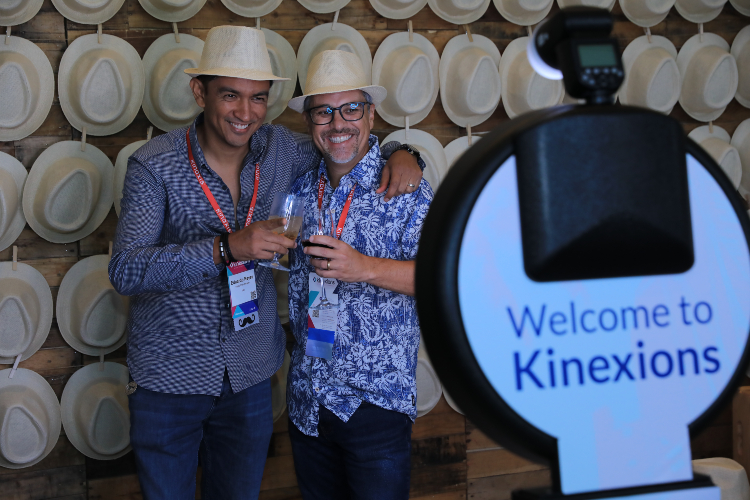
[258,193,304,272]
[303,208,338,310]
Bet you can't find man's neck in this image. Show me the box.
[196,121,249,172]
[325,147,369,189]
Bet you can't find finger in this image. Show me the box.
[310,235,339,247]
[264,243,290,255]
[384,169,403,201]
[376,164,391,194]
[304,246,338,260]
[266,233,296,248]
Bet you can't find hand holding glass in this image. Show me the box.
[258,193,303,272]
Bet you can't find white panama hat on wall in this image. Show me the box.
[0,0,43,26]
[22,141,114,244]
[142,33,204,132]
[51,0,126,24]
[0,153,27,253]
[439,33,501,128]
[383,129,448,192]
[493,0,553,26]
[0,262,53,365]
[676,32,738,122]
[730,0,750,16]
[688,125,742,189]
[59,34,145,136]
[0,36,55,142]
[675,0,726,22]
[618,35,681,114]
[619,0,674,26]
[692,458,750,500]
[220,0,283,17]
[369,0,429,19]
[138,0,207,22]
[262,28,297,123]
[61,362,131,460]
[731,118,750,196]
[444,135,480,169]
[428,0,491,24]
[298,0,350,13]
[732,25,750,108]
[372,32,439,127]
[113,139,147,216]
[0,368,61,469]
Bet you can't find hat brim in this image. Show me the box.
[220,0,284,17]
[618,35,679,113]
[619,0,673,27]
[114,140,148,217]
[287,85,386,113]
[369,0,428,19]
[383,129,448,192]
[731,119,750,193]
[138,0,207,22]
[262,28,298,123]
[51,0,125,25]
[184,67,290,81]
[297,0,351,13]
[0,0,43,25]
[427,0,491,24]
[492,0,553,26]
[677,32,733,122]
[732,25,750,108]
[0,153,28,253]
[674,0,723,23]
[444,135,480,169]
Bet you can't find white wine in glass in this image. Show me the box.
[258,193,304,271]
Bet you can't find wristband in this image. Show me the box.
[224,232,236,263]
[219,233,230,266]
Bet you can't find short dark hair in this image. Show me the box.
[304,90,372,112]
[196,74,273,89]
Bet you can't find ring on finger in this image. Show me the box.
[407,182,416,189]
[326,259,331,270]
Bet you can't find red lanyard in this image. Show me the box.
[318,173,356,240]
[186,129,260,233]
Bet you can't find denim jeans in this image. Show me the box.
[288,402,413,500]
[128,372,272,500]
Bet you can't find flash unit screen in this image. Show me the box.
[577,44,617,68]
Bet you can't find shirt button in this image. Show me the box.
[315,387,320,392]
[223,185,228,191]
[222,337,227,342]
[203,273,208,278]
[225,302,230,308]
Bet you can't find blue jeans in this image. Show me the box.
[288,402,413,500]
[128,372,272,500]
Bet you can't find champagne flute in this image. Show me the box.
[258,193,303,272]
[304,208,337,310]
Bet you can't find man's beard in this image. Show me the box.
[321,127,361,164]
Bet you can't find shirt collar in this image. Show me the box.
[319,135,382,191]
[187,113,268,174]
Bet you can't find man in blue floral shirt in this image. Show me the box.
[286,50,433,499]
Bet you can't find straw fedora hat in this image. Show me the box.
[262,28,297,123]
[732,25,750,108]
[444,135,480,169]
[296,23,371,95]
[143,33,204,132]
[693,458,750,500]
[372,32,439,127]
[677,33,738,122]
[369,0,429,19]
[0,368,61,469]
[0,262,53,364]
[427,0,491,24]
[288,50,386,113]
[61,362,131,460]
[416,336,442,417]
[675,0,726,22]
[184,26,288,82]
[57,255,129,356]
[271,350,291,422]
[731,118,750,196]
[557,0,615,9]
[0,36,55,142]
[439,34,501,128]
[618,35,680,114]
[298,0,350,14]
[220,0,283,17]
[58,34,145,136]
[51,0,126,24]
[0,0,43,25]
[0,153,27,253]
[500,36,564,119]
[113,139,147,217]
[22,141,114,244]
[731,0,750,16]
[138,0,207,22]
[689,125,742,189]
[383,129,448,192]
[494,0,553,26]
[619,0,674,26]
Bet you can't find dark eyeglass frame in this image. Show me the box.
[306,101,371,125]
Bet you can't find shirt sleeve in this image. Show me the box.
[401,183,435,260]
[108,157,222,296]
[381,141,427,172]
[292,131,323,179]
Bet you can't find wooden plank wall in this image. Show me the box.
[0,0,748,498]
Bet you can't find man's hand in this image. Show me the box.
[377,149,423,202]
[304,235,371,282]
[224,219,296,262]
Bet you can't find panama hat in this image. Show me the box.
[51,0,126,24]
[138,0,207,22]
[557,0,615,9]
[0,262,52,364]
[732,26,750,108]
[271,350,291,422]
[61,362,130,460]
[298,0,350,13]
[372,32,439,127]
[689,125,742,189]
[439,34,501,128]
[288,50,386,113]
[693,458,750,500]
[416,336,442,417]
[113,139,146,217]
[619,0,674,26]
[0,36,55,142]
[383,129,448,192]
[0,368,61,469]
[57,255,129,356]
[677,33,737,122]
[0,0,43,25]
[675,0,726,22]
[143,33,204,132]
[444,135,480,169]
[501,36,563,119]
[494,0,553,25]
[220,0,283,17]
[23,141,114,244]
[618,35,680,114]
[184,26,288,83]
[428,0,491,24]
[296,23,371,96]
[732,118,750,196]
[59,34,145,136]
[369,0,429,19]
[731,0,750,16]
[0,153,26,253]
[262,29,297,123]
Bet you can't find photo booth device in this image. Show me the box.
[416,8,750,500]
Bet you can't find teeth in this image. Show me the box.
[230,122,249,130]
[329,135,352,144]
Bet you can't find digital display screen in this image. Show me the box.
[577,44,617,68]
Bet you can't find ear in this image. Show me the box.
[189,77,207,109]
[367,103,375,129]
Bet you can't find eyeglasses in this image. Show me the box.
[307,101,370,125]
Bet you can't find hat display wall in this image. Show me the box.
[676,33,738,122]
[428,0,491,24]
[500,36,564,119]
[262,28,297,123]
[369,0,429,19]
[731,118,750,196]
[493,0,553,26]
[0,153,27,252]
[298,0,350,13]
[675,0,726,22]
[0,262,53,364]
[220,0,283,17]
[57,255,129,356]
[618,35,681,114]
[619,0,674,26]
[138,0,207,22]
[693,458,750,500]
[688,125,742,189]
[444,135,480,168]
[416,335,442,417]
[51,0,126,24]
[557,0,615,9]
[383,129,448,192]
[439,34,501,128]
[271,350,290,422]
[0,0,43,25]
[113,139,147,217]
[372,32,439,127]
[58,34,145,136]
[61,362,131,460]
[732,25,750,108]
[296,23,371,95]
[0,368,61,469]
[0,36,54,142]
[23,141,114,244]
[731,0,750,16]
[142,33,204,132]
